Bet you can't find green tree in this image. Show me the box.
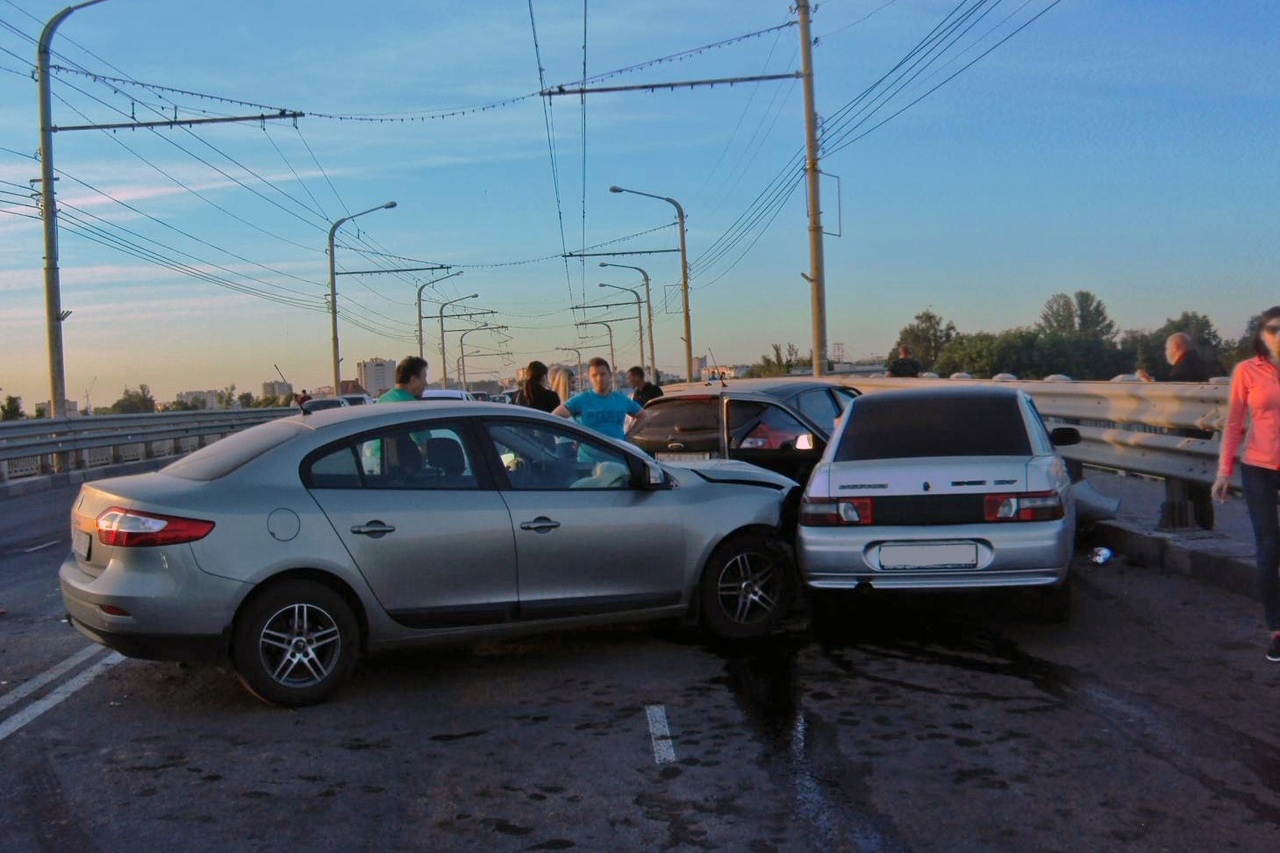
[1037,291,1117,340]
[1,395,24,421]
[108,385,156,414]
[237,391,255,409]
[935,332,1000,377]
[215,384,237,409]
[748,343,806,377]
[889,309,957,370]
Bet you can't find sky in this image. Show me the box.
[0,0,1276,409]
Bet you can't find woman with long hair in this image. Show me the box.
[1214,306,1280,661]
[548,365,575,408]
[515,360,559,412]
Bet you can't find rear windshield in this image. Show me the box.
[632,398,719,437]
[835,394,1031,461]
[162,420,304,481]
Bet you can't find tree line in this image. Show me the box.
[749,291,1251,381]
[0,383,298,421]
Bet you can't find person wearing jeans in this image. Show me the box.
[1214,306,1280,661]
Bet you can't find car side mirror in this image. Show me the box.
[1050,427,1081,447]
[644,461,671,490]
[795,433,816,451]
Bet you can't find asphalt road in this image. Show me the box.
[2,490,1279,852]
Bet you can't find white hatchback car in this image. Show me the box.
[797,386,1080,620]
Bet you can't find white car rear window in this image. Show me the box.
[836,394,1031,461]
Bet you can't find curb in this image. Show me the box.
[1091,519,1258,600]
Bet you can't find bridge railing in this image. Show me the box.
[0,408,296,483]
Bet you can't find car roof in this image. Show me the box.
[654,377,857,399]
[850,385,1024,404]
[289,399,554,429]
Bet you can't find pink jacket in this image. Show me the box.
[1219,356,1280,477]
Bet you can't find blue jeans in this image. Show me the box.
[1241,463,1280,631]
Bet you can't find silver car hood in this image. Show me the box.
[666,458,798,490]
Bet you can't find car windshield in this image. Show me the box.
[834,394,1031,461]
[162,420,304,481]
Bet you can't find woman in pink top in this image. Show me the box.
[1213,306,1280,661]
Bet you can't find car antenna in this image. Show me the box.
[275,363,307,414]
[707,349,727,387]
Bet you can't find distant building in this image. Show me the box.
[36,399,79,417]
[177,390,220,409]
[357,358,397,398]
[700,364,751,381]
[262,380,292,399]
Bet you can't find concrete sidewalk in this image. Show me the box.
[1084,470,1259,600]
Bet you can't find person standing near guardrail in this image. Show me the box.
[1138,332,1215,529]
[1213,307,1280,662]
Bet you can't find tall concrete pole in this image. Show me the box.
[597,283,644,374]
[600,262,657,383]
[328,201,396,393]
[797,0,828,376]
[438,293,478,388]
[416,270,463,359]
[39,0,107,426]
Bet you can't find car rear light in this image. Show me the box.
[983,491,1064,522]
[799,497,874,526]
[96,507,215,547]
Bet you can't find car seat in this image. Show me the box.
[426,437,471,488]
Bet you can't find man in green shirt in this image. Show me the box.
[378,356,429,402]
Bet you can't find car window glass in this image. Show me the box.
[835,394,1031,461]
[163,420,304,481]
[307,423,477,490]
[795,389,839,435]
[484,421,633,490]
[630,398,719,437]
[731,402,809,450]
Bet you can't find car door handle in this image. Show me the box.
[519,517,561,533]
[351,521,396,537]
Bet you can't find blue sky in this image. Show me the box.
[1,0,1275,407]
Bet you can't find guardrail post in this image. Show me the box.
[0,460,8,484]
[1159,477,1193,529]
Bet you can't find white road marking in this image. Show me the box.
[0,644,105,713]
[0,652,124,743]
[646,703,677,765]
[21,540,60,553]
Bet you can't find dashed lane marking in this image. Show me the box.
[0,651,124,743]
[0,644,105,714]
[646,704,677,765]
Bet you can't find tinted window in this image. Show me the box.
[162,420,303,481]
[632,398,719,437]
[835,394,1031,461]
[304,423,478,490]
[728,401,810,450]
[795,389,840,435]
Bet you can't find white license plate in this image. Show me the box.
[879,542,977,569]
[656,452,712,462]
[72,528,92,561]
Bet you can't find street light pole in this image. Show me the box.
[329,200,397,393]
[438,293,479,388]
[458,325,508,389]
[555,346,583,393]
[598,283,644,374]
[576,321,616,373]
[598,262,656,381]
[610,185,691,381]
[416,269,463,359]
[39,0,107,426]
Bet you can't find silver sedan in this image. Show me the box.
[798,386,1079,621]
[60,403,798,706]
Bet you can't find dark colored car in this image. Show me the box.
[627,378,859,485]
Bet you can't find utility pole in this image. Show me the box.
[797,0,828,377]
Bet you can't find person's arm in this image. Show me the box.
[1213,362,1250,499]
[552,404,571,418]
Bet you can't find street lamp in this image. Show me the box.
[599,261,656,383]
[39,0,108,429]
[609,185,691,381]
[555,346,583,393]
[458,325,508,389]
[329,200,397,392]
[576,320,616,373]
[598,283,644,375]
[416,269,463,359]
[438,293,479,388]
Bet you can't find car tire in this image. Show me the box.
[1036,574,1073,624]
[232,580,359,707]
[699,531,794,640]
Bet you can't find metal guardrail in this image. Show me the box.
[0,408,296,483]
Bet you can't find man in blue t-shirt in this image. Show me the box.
[553,357,647,441]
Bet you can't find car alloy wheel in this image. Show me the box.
[700,531,793,640]
[233,580,359,707]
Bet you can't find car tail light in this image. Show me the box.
[96,507,215,547]
[983,491,1064,522]
[799,497,874,526]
